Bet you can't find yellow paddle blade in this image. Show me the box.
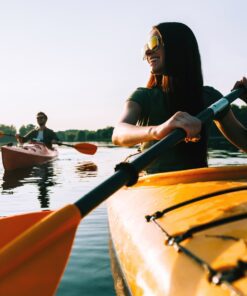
[0,205,81,296]
[74,143,97,155]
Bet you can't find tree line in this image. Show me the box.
[0,105,246,147]
[0,125,114,143]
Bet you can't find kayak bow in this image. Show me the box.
[108,165,247,296]
[1,143,58,171]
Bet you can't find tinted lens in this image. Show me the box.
[142,35,160,60]
[147,36,159,51]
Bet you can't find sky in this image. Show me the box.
[0,0,246,132]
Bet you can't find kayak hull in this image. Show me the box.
[107,165,247,296]
[1,144,58,171]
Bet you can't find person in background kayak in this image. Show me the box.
[16,112,59,149]
[112,22,247,173]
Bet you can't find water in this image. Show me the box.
[0,143,247,296]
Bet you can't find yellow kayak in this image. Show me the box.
[108,165,247,296]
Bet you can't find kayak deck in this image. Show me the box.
[107,165,247,296]
[1,144,58,171]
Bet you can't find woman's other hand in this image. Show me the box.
[233,76,247,103]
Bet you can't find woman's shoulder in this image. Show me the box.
[129,87,160,98]
[130,87,154,95]
[203,85,223,105]
[127,87,157,104]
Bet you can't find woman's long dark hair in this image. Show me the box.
[147,22,208,168]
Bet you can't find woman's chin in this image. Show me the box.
[151,68,163,75]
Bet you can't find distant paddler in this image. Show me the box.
[0,111,97,155]
[15,112,59,150]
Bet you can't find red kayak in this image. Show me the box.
[1,143,58,171]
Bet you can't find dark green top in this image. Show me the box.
[22,127,59,149]
[128,86,225,173]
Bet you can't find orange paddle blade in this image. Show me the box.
[74,143,97,155]
[0,211,52,249]
[0,205,81,296]
[0,131,15,138]
[0,131,4,138]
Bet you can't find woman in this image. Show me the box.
[112,22,247,173]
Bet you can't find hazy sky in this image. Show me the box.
[0,0,246,131]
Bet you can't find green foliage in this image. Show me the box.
[66,133,76,142]
[75,130,86,141]
[95,127,114,140]
[56,126,114,142]
[56,131,66,141]
[0,124,17,143]
[0,124,16,135]
[19,124,36,136]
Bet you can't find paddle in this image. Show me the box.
[0,131,97,155]
[57,142,97,155]
[0,88,244,295]
[0,131,15,138]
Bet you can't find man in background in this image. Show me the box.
[16,112,59,149]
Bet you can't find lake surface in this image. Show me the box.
[0,143,247,296]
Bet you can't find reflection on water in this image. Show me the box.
[2,167,33,192]
[209,149,247,159]
[35,164,57,208]
[208,138,247,168]
[1,163,57,209]
[208,149,247,167]
[75,161,98,178]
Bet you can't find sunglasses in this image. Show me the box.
[143,35,163,60]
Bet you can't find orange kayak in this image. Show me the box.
[1,143,58,171]
[108,165,247,296]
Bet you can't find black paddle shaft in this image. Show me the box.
[75,88,246,217]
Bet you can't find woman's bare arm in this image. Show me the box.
[215,109,247,152]
[112,101,154,146]
[112,101,202,147]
